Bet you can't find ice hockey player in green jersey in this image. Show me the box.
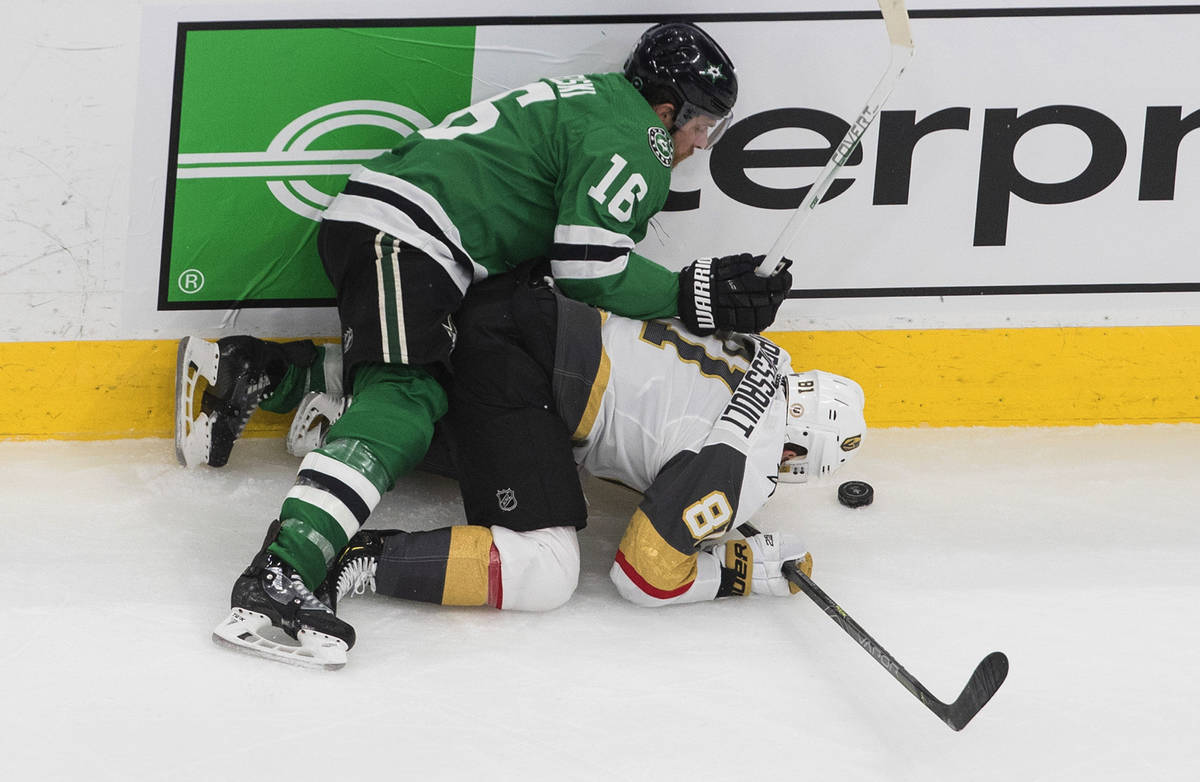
[193,270,864,669]
[202,22,792,668]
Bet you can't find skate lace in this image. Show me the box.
[335,556,377,602]
[283,570,334,613]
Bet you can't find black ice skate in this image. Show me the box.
[175,335,315,467]
[212,550,356,670]
[325,529,395,611]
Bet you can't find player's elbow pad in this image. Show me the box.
[608,551,722,607]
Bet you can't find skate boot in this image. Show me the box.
[325,529,396,611]
[175,335,316,467]
[212,548,356,670]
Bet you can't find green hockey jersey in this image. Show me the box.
[321,72,681,319]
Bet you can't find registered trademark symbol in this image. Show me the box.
[178,268,205,294]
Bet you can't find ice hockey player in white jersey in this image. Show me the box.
[182,268,865,667]
[325,271,865,614]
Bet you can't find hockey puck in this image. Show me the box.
[838,480,874,508]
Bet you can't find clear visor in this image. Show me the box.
[674,102,733,146]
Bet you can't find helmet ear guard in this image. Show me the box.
[778,370,867,483]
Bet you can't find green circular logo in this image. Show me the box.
[648,126,674,167]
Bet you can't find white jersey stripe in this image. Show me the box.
[300,451,384,509]
[346,167,487,285]
[551,254,630,280]
[374,233,391,362]
[390,236,409,363]
[552,223,637,250]
[350,168,466,249]
[323,193,479,292]
[285,484,361,541]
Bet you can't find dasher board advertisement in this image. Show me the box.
[126,4,1200,336]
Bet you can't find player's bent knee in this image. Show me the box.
[327,365,448,482]
[490,526,580,611]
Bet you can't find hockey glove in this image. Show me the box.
[711,532,812,597]
[677,254,793,336]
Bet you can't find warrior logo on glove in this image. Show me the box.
[688,257,716,330]
[678,254,792,335]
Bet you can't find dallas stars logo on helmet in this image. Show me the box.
[700,62,726,84]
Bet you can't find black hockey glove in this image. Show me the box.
[677,254,793,335]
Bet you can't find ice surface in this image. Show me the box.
[2,425,1198,780]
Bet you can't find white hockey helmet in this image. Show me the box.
[778,370,866,483]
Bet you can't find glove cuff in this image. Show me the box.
[677,259,718,335]
[714,538,754,597]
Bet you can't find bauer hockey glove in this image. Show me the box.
[677,254,793,336]
[710,532,812,598]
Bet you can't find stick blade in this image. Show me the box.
[942,651,1009,731]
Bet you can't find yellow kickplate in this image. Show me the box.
[0,339,290,440]
[1,326,1198,440]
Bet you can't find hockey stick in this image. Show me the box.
[780,559,1009,731]
[755,0,914,276]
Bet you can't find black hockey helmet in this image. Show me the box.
[624,22,738,139]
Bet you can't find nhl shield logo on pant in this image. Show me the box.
[496,488,518,512]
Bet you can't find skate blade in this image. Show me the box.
[175,337,220,467]
[286,391,346,458]
[212,608,348,671]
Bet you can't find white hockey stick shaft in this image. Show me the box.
[756,0,914,276]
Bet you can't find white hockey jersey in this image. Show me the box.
[553,306,792,604]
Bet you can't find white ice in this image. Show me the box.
[2,425,1198,781]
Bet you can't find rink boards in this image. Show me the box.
[4,4,1200,438]
[2,325,1197,439]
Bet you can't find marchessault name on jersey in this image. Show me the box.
[719,337,782,440]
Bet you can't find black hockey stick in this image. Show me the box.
[780,559,1009,731]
